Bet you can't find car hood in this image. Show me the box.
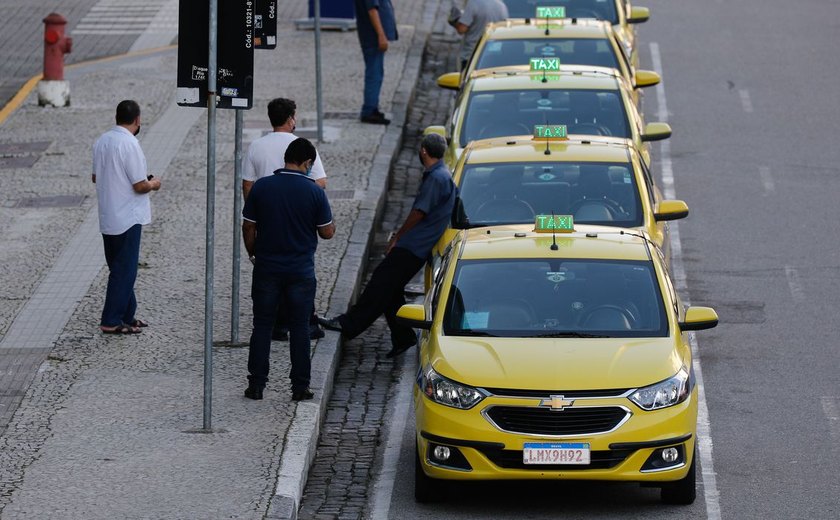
[429,336,683,390]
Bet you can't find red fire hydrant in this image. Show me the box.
[38,13,72,106]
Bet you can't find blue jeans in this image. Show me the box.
[248,269,316,391]
[101,224,142,327]
[361,44,385,117]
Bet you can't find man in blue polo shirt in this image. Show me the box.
[242,138,335,401]
[354,0,398,124]
[319,134,455,357]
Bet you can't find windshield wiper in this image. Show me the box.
[452,330,499,337]
[532,332,612,338]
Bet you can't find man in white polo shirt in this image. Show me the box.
[92,100,161,334]
[243,97,327,340]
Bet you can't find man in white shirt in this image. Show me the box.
[242,98,327,340]
[449,0,509,69]
[92,100,161,334]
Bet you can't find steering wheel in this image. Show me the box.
[570,123,612,136]
[569,197,626,219]
[477,123,531,140]
[577,304,637,329]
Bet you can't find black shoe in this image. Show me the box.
[317,316,343,332]
[272,328,289,341]
[310,325,325,340]
[292,387,315,401]
[244,386,264,400]
[386,341,416,358]
[360,112,390,125]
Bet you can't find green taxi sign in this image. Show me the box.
[536,6,566,19]
[535,214,574,233]
[533,125,568,139]
[529,57,561,72]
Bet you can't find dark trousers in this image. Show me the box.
[273,298,320,336]
[339,247,425,349]
[101,224,142,327]
[360,44,385,117]
[249,269,316,391]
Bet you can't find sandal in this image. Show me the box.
[129,319,149,328]
[100,324,142,334]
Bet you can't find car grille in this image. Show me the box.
[485,406,628,436]
[478,447,632,470]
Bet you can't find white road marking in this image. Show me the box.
[739,89,754,113]
[785,266,806,303]
[821,397,840,442]
[759,166,775,194]
[651,41,722,520]
[73,0,172,36]
[369,356,417,520]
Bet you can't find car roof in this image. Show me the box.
[458,224,653,261]
[483,18,612,40]
[468,66,624,91]
[461,135,636,164]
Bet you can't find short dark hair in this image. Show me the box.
[285,137,317,165]
[115,100,140,125]
[420,133,446,159]
[267,98,296,127]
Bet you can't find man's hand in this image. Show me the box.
[149,178,162,191]
[378,35,389,52]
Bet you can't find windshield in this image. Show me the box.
[475,38,619,71]
[458,161,642,227]
[502,0,619,24]
[460,89,630,147]
[444,259,667,338]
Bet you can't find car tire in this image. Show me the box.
[415,442,446,503]
[660,448,697,505]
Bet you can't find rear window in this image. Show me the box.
[476,38,619,71]
[460,89,630,146]
[444,259,667,338]
[458,161,642,228]
[502,0,619,24]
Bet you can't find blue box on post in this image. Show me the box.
[296,0,356,31]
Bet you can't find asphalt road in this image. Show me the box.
[368,1,840,518]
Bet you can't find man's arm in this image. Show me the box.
[317,222,336,239]
[454,21,469,34]
[387,209,425,253]
[132,177,161,193]
[242,179,254,200]
[316,177,327,189]
[243,220,257,258]
[368,7,389,51]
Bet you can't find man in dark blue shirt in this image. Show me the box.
[242,138,335,401]
[354,0,398,124]
[319,134,455,357]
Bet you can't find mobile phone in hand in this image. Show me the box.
[147,174,154,180]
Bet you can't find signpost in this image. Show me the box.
[254,0,277,49]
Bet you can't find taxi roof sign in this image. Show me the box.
[535,214,574,233]
[530,57,561,72]
[537,6,566,19]
[533,125,568,140]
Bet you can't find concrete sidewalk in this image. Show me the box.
[0,0,439,518]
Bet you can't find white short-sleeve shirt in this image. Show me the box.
[242,131,327,182]
[460,0,509,62]
[93,126,151,235]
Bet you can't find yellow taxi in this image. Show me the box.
[438,126,687,260]
[397,220,718,504]
[442,18,660,98]
[425,65,671,168]
[500,1,650,59]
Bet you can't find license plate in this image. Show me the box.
[523,442,590,465]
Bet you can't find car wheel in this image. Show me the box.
[415,442,446,503]
[660,448,697,505]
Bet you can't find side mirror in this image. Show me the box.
[679,307,719,332]
[396,304,432,330]
[641,122,672,142]
[424,125,446,138]
[633,70,660,89]
[627,6,650,24]
[437,72,461,91]
[654,200,689,222]
[451,197,470,229]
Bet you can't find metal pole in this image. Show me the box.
[314,0,324,142]
[204,0,219,431]
[231,109,243,343]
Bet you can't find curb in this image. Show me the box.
[265,3,440,519]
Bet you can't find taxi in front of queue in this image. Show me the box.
[397,219,718,504]
[441,17,659,99]
[500,1,650,59]
[437,125,687,261]
[425,63,671,168]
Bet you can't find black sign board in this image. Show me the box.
[254,0,277,49]
[176,0,254,110]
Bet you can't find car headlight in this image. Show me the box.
[629,368,690,411]
[417,366,484,410]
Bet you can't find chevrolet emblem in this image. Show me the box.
[540,395,574,411]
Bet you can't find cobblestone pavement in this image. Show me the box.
[297,13,461,520]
